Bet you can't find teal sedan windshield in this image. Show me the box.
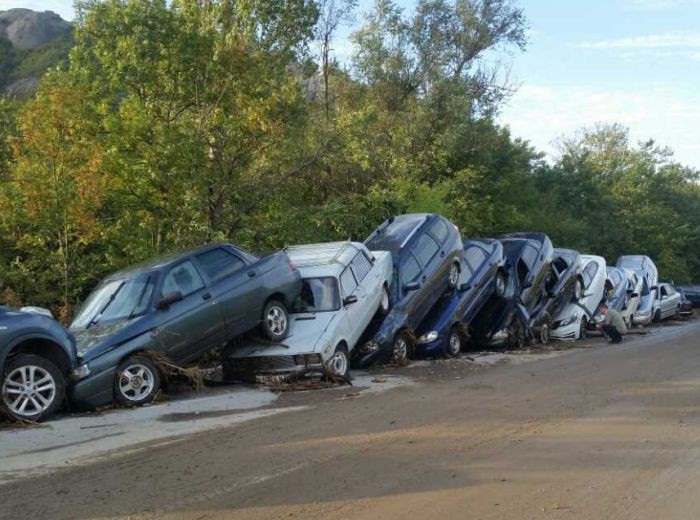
[72,274,155,329]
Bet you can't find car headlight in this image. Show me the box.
[417,331,439,344]
[492,329,509,341]
[559,315,577,327]
[361,340,380,354]
[73,363,91,380]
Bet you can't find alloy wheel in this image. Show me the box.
[118,364,156,402]
[2,365,56,419]
[266,306,288,336]
[447,331,461,357]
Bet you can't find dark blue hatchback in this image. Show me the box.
[355,214,463,366]
[414,239,507,358]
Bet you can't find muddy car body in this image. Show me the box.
[414,239,507,358]
[653,283,682,321]
[551,255,607,340]
[223,242,393,380]
[69,243,301,409]
[678,289,694,317]
[469,233,553,348]
[1,306,77,421]
[616,255,658,326]
[355,214,463,366]
[678,284,700,307]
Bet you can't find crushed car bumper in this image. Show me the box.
[224,354,325,382]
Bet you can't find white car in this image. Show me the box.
[224,242,393,380]
[653,282,682,321]
[620,268,643,327]
[551,255,606,340]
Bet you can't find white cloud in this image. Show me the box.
[499,84,700,168]
[579,32,700,50]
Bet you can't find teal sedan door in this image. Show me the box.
[155,260,227,364]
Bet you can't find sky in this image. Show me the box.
[2,0,699,168]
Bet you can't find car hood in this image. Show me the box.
[71,318,144,359]
[231,312,338,358]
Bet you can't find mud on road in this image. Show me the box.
[1,317,699,520]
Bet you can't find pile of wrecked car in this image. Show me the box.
[0,214,692,422]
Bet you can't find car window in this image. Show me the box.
[162,261,204,297]
[339,267,358,297]
[464,246,487,272]
[196,248,245,281]
[297,277,340,312]
[428,219,449,244]
[522,245,538,268]
[516,258,529,286]
[401,254,421,286]
[660,285,668,297]
[583,262,599,289]
[412,233,440,267]
[350,252,372,283]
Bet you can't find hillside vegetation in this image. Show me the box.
[0,0,697,320]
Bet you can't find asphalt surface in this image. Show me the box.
[2,318,700,519]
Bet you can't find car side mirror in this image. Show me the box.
[631,292,639,298]
[459,282,471,292]
[403,281,421,292]
[157,291,183,310]
[343,295,358,306]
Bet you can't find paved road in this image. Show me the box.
[2,320,700,519]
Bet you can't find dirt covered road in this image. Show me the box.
[3,320,700,519]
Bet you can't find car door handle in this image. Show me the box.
[202,292,212,301]
[248,271,256,278]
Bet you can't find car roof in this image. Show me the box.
[104,242,236,280]
[286,241,366,275]
[364,214,432,254]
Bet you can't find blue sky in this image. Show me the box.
[3,0,699,167]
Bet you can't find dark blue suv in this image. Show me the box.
[355,214,463,366]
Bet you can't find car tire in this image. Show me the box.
[448,262,460,289]
[445,327,462,358]
[392,331,413,364]
[261,299,290,341]
[653,309,661,323]
[114,355,161,407]
[579,316,588,340]
[2,354,65,422]
[572,279,583,302]
[378,285,390,316]
[494,271,507,298]
[326,345,350,378]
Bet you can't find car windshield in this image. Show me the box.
[366,216,424,252]
[71,274,156,329]
[296,277,340,312]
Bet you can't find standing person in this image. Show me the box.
[597,302,627,343]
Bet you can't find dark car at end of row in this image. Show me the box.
[69,243,302,410]
[354,214,463,366]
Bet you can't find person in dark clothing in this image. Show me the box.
[597,302,627,343]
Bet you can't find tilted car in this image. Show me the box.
[653,282,682,321]
[414,239,507,358]
[469,233,553,348]
[617,255,658,327]
[355,214,463,365]
[223,242,393,380]
[529,248,584,342]
[619,268,643,327]
[551,255,606,340]
[589,266,628,329]
[69,243,302,409]
[678,284,700,307]
[1,306,76,421]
